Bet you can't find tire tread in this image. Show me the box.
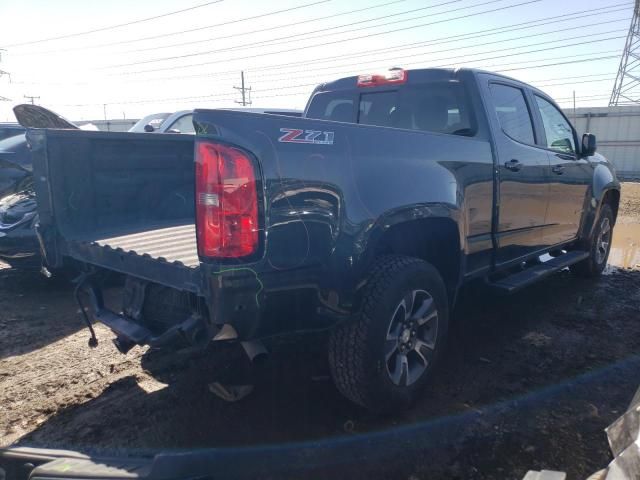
[328,255,431,408]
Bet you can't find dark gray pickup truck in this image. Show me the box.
[30,67,620,411]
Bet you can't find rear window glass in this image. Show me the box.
[306,82,475,136]
[306,95,354,122]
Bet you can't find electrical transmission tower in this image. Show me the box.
[610,0,640,105]
[234,71,252,106]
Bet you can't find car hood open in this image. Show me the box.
[12,104,78,130]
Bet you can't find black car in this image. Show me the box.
[0,123,26,142]
[0,105,78,268]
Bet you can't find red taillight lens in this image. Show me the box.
[195,141,258,258]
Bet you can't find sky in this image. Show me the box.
[0,0,633,122]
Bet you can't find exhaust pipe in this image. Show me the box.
[241,340,268,363]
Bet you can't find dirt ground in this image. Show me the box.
[1,184,640,480]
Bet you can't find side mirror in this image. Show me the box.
[582,133,596,157]
[143,124,155,132]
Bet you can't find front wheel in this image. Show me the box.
[570,203,614,277]
[328,256,449,412]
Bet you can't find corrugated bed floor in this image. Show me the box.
[86,223,199,268]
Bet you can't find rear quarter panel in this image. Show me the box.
[194,110,494,334]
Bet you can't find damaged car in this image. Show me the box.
[0,105,78,268]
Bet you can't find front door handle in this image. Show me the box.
[504,159,522,172]
[552,165,565,175]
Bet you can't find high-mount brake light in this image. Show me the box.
[195,140,258,258]
[357,69,407,87]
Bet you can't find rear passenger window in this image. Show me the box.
[489,83,535,145]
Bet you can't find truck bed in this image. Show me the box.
[75,221,198,268]
[30,130,202,292]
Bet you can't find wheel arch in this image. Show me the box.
[361,212,463,304]
[583,186,621,242]
[601,188,620,223]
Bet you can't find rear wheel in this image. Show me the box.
[570,203,614,277]
[328,255,448,412]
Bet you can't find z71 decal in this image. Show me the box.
[278,128,334,145]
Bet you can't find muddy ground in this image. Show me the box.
[1,184,640,480]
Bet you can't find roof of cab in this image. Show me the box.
[311,66,554,104]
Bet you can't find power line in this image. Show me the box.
[242,25,627,84]
[103,2,629,83]
[251,53,622,96]
[526,72,620,83]
[118,0,461,56]
[44,34,625,109]
[50,66,618,112]
[495,54,619,73]
[103,0,509,69]
[190,31,625,90]
[27,24,625,110]
[14,0,333,55]
[122,0,410,55]
[534,77,616,88]
[106,0,542,74]
[57,53,621,110]
[247,10,631,79]
[2,0,225,48]
[27,2,629,110]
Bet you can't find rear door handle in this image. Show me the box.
[504,159,522,172]
[552,165,565,175]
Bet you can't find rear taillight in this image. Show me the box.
[195,140,258,258]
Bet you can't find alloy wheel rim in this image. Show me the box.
[595,217,611,265]
[385,289,438,386]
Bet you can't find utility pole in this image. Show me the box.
[234,71,252,106]
[24,95,39,105]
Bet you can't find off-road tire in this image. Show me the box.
[328,255,449,412]
[570,203,614,278]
